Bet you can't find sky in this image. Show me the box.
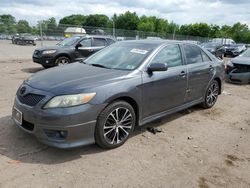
[0,0,250,26]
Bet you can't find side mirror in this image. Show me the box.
[75,43,82,49]
[148,63,168,72]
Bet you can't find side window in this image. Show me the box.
[150,44,183,68]
[93,38,107,47]
[201,50,211,62]
[79,38,91,47]
[183,45,203,64]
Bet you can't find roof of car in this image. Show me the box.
[120,39,198,46]
[72,34,115,39]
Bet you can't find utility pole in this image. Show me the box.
[173,26,176,40]
[112,20,115,37]
[39,21,43,46]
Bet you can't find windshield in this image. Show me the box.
[58,36,81,46]
[84,42,156,70]
[240,48,250,57]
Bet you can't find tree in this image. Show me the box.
[59,14,87,26]
[59,14,84,26]
[230,22,249,43]
[138,16,155,32]
[115,11,139,30]
[0,14,17,34]
[47,17,57,35]
[16,20,31,33]
[85,14,110,27]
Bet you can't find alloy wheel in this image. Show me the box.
[206,82,219,106]
[103,107,133,145]
[58,58,69,66]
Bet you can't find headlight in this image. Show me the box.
[42,50,57,55]
[44,93,96,109]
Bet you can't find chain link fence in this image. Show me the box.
[0,19,210,44]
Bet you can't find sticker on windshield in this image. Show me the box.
[130,48,148,54]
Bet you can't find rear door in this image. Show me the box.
[92,37,109,53]
[182,44,214,102]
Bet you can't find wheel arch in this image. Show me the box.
[214,77,222,94]
[55,53,72,62]
[106,96,140,126]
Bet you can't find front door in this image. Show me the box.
[76,38,93,59]
[142,44,188,118]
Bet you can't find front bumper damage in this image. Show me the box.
[226,63,250,84]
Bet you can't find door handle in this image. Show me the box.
[179,71,186,77]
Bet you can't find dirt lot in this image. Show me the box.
[0,41,250,188]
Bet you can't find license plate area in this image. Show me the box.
[12,107,22,125]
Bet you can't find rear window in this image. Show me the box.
[93,38,107,46]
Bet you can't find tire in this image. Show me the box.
[55,56,71,66]
[202,80,219,109]
[95,101,136,149]
[42,65,52,69]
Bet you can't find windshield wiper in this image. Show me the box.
[91,64,110,69]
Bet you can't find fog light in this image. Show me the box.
[59,130,67,138]
[46,60,49,64]
[44,129,68,140]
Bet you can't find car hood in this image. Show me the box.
[231,56,250,66]
[205,47,215,52]
[25,63,132,94]
[35,45,68,51]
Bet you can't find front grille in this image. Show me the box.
[233,64,250,73]
[17,93,45,106]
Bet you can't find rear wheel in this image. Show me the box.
[55,56,70,66]
[95,101,136,149]
[202,80,219,109]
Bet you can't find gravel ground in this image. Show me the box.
[0,41,249,188]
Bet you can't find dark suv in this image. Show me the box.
[33,35,116,68]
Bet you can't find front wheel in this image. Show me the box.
[202,80,219,109]
[95,101,136,149]
[55,56,71,66]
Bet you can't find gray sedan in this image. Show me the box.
[12,40,225,149]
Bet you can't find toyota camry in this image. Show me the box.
[12,40,224,149]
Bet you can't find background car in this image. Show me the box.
[225,48,250,84]
[12,33,36,46]
[223,44,246,57]
[32,35,116,68]
[201,42,225,59]
[13,40,224,149]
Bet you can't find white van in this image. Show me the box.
[64,27,86,38]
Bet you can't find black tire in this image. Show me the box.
[42,65,52,69]
[95,101,136,149]
[55,56,71,66]
[202,80,219,109]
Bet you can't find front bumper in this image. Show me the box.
[33,55,56,67]
[12,86,106,148]
[225,71,250,84]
